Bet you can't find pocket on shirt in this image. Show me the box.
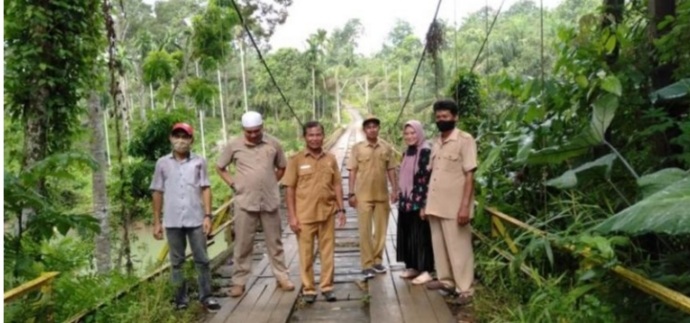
[441,153,463,172]
[183,167,200,187]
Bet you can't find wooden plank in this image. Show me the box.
[221,231,300,323]
[423,288,456,323]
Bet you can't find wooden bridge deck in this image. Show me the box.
[205,111,456,323]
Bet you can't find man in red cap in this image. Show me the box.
[150,122,220,312]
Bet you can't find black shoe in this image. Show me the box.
[173,302,188,310]
[203,298,221,313]
[362,269,375,280]
[322,291,337,302]
[372,264,387,274]
[303,294,317,304]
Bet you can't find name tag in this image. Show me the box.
[299,164,312,170]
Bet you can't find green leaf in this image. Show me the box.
[591,93,619,141]
[637,168,689,198]
[595,176,690,235]
[515,134,534,163]
[544,239,554,268]
[575,75,589,88]
[604,35,617,54]
[546,154,617,189]
[600,75,622,96]
[650,78,690,103]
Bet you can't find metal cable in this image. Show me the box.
[229,0,303,127]
[392,0,443,129]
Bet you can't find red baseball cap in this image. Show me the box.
[171,122,194,136]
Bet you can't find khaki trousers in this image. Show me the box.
[357,201,390,269]
[297,215,335,295]
[428,215,474,294]
[232,209,289,286]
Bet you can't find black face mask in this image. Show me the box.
[435,120,456,132]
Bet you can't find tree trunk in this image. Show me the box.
[217,68,228,143]
[312,66,317,119]
[88,92,112,273]
[20,86,49,230]
[239,40,249,113]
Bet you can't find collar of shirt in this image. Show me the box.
[302,149,326,159]
[365,140,380,148]
[438,128,460,144]
[166,152,197,162]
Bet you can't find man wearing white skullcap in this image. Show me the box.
[216,111,294,297]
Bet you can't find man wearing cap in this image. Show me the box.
[347,115,400,279]
[216,111,294,298]
[150,123,221,312]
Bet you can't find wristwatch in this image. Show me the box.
[335,209,345,215]
[205,213,213,220]
[348,193,355,198]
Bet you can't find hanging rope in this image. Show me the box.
[392,0,443,129]
[540,0,545,98]
[471,0,507,72]
[229,0,303,127]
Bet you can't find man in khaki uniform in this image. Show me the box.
[216,111,295,297]
[283,121,347,304]
[347,115,399,279]
[424,100,477,306]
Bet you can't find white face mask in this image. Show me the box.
[171,137,192,153]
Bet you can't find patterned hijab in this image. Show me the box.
[398,120,430,197]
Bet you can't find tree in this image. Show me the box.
[88,93,112,273]
[4,0,104,227]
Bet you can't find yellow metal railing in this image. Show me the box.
[4,271,60,304]
[4,272,60,322]
[485,206,690,315]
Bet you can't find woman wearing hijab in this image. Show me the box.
[397,120,435,284]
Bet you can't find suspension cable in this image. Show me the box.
[229,0,304,127]
[471,0,507,72]
[392,0,443,129]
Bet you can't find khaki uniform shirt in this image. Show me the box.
[346,140,399,202]
[282,150,342,224]
[216,134,287,212]
[425,129,478,220]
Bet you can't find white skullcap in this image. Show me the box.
[241,111,263,128]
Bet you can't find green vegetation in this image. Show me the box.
[4,0,689,322]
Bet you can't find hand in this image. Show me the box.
[203,217,212,236]
[457,208,471,226]
[153,222,163,240]
[420,208,426,220]
[348,195,357,208]
[390,192,399,204]
[337,211,347,228]
[289,216,301,234]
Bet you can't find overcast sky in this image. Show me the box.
[144,0,564,55]
[270,0,563,54]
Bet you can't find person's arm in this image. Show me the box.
[274,141,288,181]
[333,157,346,227]
[282,157,300,233]
[457,137,478,225]
[387,146,400,203]
[152,191,163,224]
[150,160,165,239]
[216,144,236,190]
[346,146,358,206]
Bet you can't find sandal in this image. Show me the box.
[411,272,433,285]
[399,269,419,279]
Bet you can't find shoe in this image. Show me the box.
[372,264,387,274]
[400,269,419,279]
[425,280,455,294]
[411,272,433,285]
[203,298,221,313]
[277,279,295,291]
[362,269,375,280]
[173,302,188,310]
[449,292,473,306]
[229,285,245,298]
[322,290,337,302]
[303,294,317,304]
